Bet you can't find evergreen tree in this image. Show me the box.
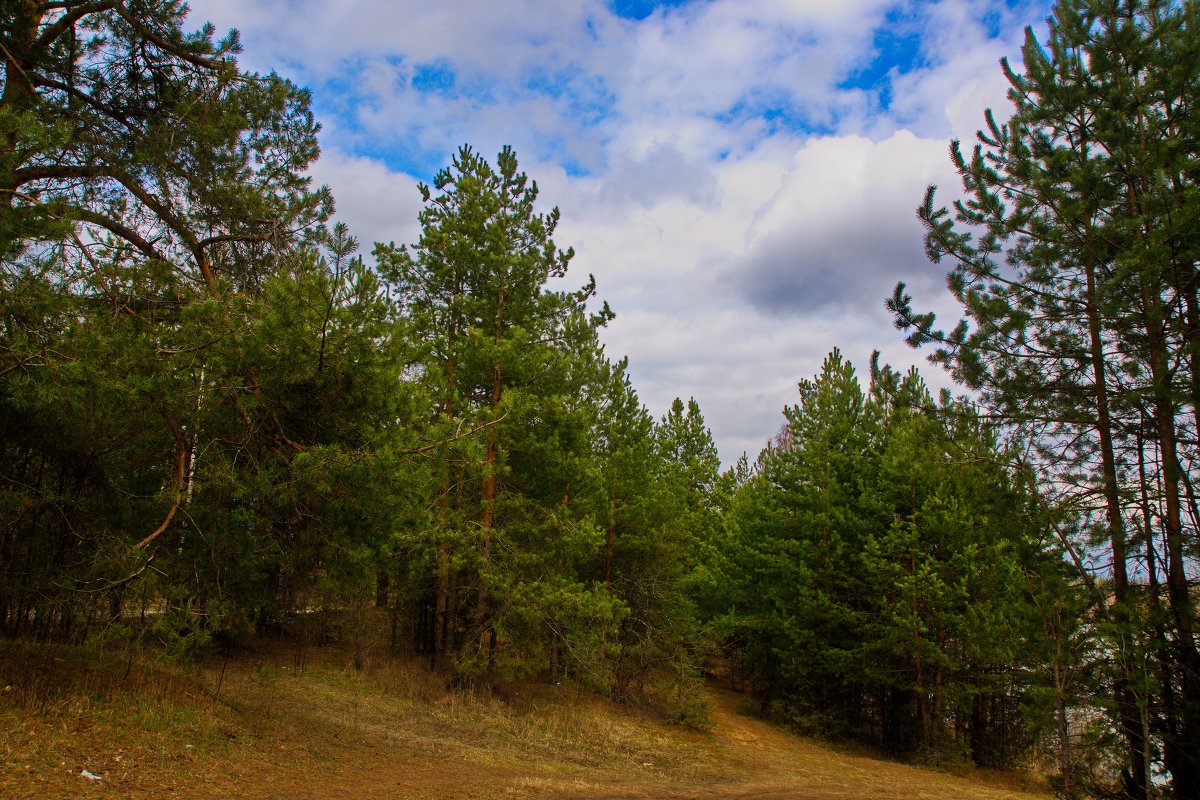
[728,350,875,732]
[375,145,619,681]
[724,351,1057,764]
[860,369,1036,763]
[889,2,1200,793]
[1,0,329,288]
[179,225,424,637]
[600,396,718,717]
[0,2,376,648]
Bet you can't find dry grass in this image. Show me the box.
[0,636,1053,800]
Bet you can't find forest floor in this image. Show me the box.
[0,636,1052,800]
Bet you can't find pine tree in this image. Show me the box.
[725,351,1057,764]
[730,350,875,731]
[599,396,718,715]
[889,2,1200,793]
[0,0,330,288]
[0,2,374,648]
[376,145,617,680]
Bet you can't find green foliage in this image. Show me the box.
[0,213,424,647]
[889,1,1200,793]
[7,6,1123,767]
[0,0,330,286]
[375,145,685,692]
[720,351,1057,765]
[0,1,347,645]
[367,147,720,710]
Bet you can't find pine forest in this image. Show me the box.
[1,1,1198,798]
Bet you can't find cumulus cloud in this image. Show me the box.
[188,0,611,81]
[598,142,719,209]
[185,0,1053,463]
[727,130,956,315]
[307,149,424,249]
[882,0,1053,139]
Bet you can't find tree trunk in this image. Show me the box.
[1,3,41,216]
[1085,257,1147,800]
[432,303,461,668]
[475,288,505,667]
[1139,272,1200,799]
[605,474,616,591]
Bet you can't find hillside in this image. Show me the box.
[0,638,1051,800]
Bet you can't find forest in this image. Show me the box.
[0,1,1197,799]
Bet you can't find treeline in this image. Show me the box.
[0,1,716,711]
[714,3,1200,794]
[3,1,1200,798]
[712,352,1062,768]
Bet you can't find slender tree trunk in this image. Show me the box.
[432,303,461,667]
[1175,207,1200,800]
[1085,257,1147,800]
[1047,601,1075,800]
[432,423,452,667]
[1,3,41,217]
[1123,84,1200,793]
[1183,291,1200,433]
[932,620,946,759]
[605,473,616,591]
[1058,685,1073,799]
[1150,522,1182,796]
[433,489,451,665]
[475,288,505,667]
[1140,271,1200,799]
[913,557,927,754]
[433,539,449,667]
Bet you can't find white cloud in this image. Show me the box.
[730,130,956,314]
[551,129,969,463]
[186,0,1052,464]
[307,149,424,250]
[883,0,1051,140]
[609,0,894,136]
[189,0,610,81]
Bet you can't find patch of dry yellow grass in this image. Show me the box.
[0,639,1052,800]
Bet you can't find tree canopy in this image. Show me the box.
[5,3,1199,798]
[890,0,1200,795]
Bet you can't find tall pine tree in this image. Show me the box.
[889,2,1200,793]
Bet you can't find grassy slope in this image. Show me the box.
[0,638,1052,800]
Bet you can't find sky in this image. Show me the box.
[187,0,1054,466]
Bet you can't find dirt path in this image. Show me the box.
[693,687,1034,800]
[493,687,1051,800]
[201,683,1049,800]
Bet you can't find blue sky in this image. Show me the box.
[610,0,693,21]
[189,0,1053,464]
